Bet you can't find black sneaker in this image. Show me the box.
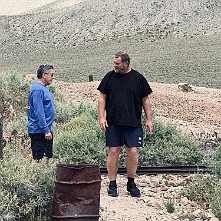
[107,184,118,197]
[127,182,141,197]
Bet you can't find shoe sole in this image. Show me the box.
[128,192,140,197]
[108,193,119,197]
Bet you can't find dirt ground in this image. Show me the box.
[53,80,221,221]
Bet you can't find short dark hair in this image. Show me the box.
[37,64,54,79]
[115,51,130,65]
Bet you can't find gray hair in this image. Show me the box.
[115,51,130,65]
[37,64,54,78]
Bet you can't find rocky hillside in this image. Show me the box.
[0,0,221,53]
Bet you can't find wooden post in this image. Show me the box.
[89,75,93,82]
[0,114,3,159]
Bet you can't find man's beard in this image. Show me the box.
[115,68,124,74]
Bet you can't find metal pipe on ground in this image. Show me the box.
[100,165,211,175]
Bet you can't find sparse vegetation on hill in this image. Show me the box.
[1,0,221,88]
[1,0,221,50]
[1,35,221,88]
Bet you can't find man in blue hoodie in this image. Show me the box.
[28,64,55,164]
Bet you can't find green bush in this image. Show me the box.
[0,74,7,107]
[210,145,221,178]
[0,155,55,221]
[183,174,217,204]
[183,146,221,219]
[139,119,203,166]
[3,113,30,159]
[210,180,221,219]
[164,199,176,213]
[183,174,221,219]
[5,73,31,114]
[53,103,203,167]
[54,114,106,165]
[54,101,98,124]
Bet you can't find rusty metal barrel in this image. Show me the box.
[52,164,101,221]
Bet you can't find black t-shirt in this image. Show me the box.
[97,69,153,127]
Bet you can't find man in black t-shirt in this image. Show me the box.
[97,51,153,197]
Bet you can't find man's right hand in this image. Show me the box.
[45,132,52,140]
[99,119,108,132]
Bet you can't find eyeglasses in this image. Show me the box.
[44,72,54,77]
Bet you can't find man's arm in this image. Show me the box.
[98,92,108,132]
[142,95,153,135]
[32,90,53,140]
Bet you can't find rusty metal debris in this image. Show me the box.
[52,164,101,221]
[100,165,211,175]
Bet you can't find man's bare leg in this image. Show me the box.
[125,147,140,197]
[125,147,138,178]
[106,146,121,197]
[107,147,121,181]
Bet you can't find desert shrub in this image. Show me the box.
[207,146,221,217]
[209,145,221,178]
[1,109,55,221]
[54,114,106,165]
[0,74,6,109]
[183,174,217,204]
[183,174,221,219]
[62,115,89,132]
[54,101,97,124]
[3,113,30,158]
[164,199,176,213]
[4,73,30,114]
[138,119,203,166]
[0,154,55,221]
[210,180,221,219]
[54,103,203,167]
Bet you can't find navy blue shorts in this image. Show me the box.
[105,125,143,147]
[29,133,53,160]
